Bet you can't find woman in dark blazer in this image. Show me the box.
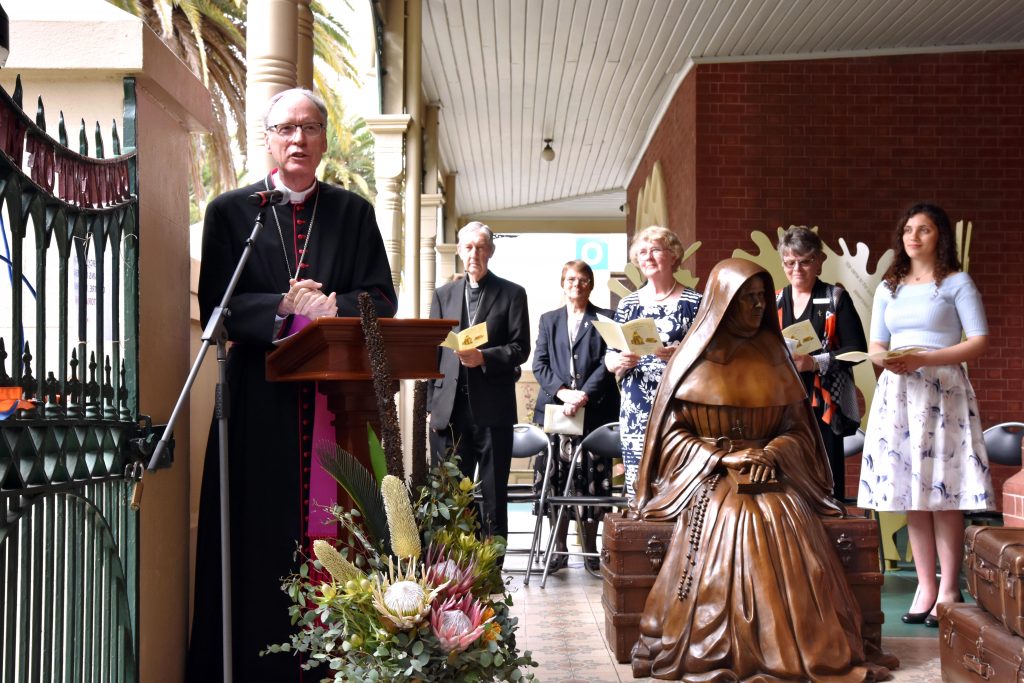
[532,260,620,571]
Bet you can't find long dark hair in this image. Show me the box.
[882,202,961,296]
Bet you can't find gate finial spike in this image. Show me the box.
[36,96,46,131]
[79,119,88,156]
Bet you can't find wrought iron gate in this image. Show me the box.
[1,75,143,683]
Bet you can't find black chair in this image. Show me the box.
[839,428,867,504]
[534,422,630,587]
[964,422,1023,529]
[983,422,1024,467]
[482,423,552,574]
[843,428,866,460]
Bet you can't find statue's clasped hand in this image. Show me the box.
[721,447,777,483]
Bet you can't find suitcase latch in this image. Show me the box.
[1003,567,1017,598]
[646,537,666,571]
[976,559,996,585]
[962,653,993,680]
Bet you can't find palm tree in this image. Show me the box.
[319,87,375,199]
[108,0,364,203]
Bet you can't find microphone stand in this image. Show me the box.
[149,208,268,683]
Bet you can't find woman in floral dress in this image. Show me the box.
[857,202,993,628]
[605,226,701,496]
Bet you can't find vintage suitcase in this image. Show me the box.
[965,525,1024,638]
[601,511,887,665]
[938,602,1024,683]
[600,512,675,663]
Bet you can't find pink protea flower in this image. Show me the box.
[423,544,477,600]
[430,593,494,653]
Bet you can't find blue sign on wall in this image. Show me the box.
[576,238,608,270]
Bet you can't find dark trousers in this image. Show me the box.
[432,392,513,539]
[817,419,846,500]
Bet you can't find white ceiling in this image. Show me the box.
[420,0,1024,221]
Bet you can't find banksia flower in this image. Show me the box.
[382,475,421,559]
[411,380,429,489]
[313,539,361,584]
[358,292,405,481]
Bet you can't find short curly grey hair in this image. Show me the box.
[628,226,684,266]
[777,226,823,257]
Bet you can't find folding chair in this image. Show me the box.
[966,422,1024,527]
[485,423,553,574]
[535,422,630,587]
[983,422,1024,467]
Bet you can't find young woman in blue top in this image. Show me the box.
[858,203,993,628]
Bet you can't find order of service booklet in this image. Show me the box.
[593,315,662,356]
[780,319,822,355]
[836,347,928,363]
[439,322,489,351]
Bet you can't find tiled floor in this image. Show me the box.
[502,509,942,682]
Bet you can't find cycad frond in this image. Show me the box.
[316,440,390,552]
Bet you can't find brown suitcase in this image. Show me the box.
[965,525,1024,639]
[938,602,1024,683]
[600,512,887,665]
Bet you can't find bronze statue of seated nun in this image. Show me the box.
[630,258,889,682]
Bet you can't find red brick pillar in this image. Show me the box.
[1002,440,1024,527]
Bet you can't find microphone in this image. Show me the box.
[247,189,288,207]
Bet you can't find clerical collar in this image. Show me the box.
[467,271,491,289]
[270,170,317,204]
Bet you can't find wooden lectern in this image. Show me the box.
[265,317,456,511]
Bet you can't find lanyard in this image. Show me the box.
[567,312,582,389]
[464,281,485,327]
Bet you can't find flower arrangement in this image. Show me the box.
[271,460,537,682]
[267,293,537,682]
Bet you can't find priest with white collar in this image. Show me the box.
[191,88,396,682]
[427,222,530,546]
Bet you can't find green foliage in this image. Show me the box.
[315,440,389,553]
[366,425,388,487]
[272,456,536,681]
[414,458,506,596]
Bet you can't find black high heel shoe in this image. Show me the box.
[902,588,937,624]
[901,600,936,624]
[924,592,964,628]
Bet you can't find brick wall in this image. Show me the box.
[628,50,1024,429]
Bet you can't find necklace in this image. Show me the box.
[910,271,933,283]
[267,178,320,281]
[652,282,678,302]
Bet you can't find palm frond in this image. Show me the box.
[366,425,388,486]
[316,440,389,550]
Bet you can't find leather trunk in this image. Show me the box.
[938,602,1024,683]
[601,511,886,665]
[965,525,1024,638]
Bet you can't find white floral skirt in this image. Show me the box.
[857,364,994,512]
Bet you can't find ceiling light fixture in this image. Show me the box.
[541,138,555,162]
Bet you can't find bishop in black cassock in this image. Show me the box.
[188,89,396,682]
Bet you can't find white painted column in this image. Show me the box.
[436,172,459,285]
[365,115,411,292]
[296,0,314,89]
[419,193,444,315]
[402,0,423,317]
[245,0,298,177]
[436,243,459,286]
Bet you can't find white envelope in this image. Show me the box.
[543,404,585,436]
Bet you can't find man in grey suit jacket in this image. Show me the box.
[427,222,530,540]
